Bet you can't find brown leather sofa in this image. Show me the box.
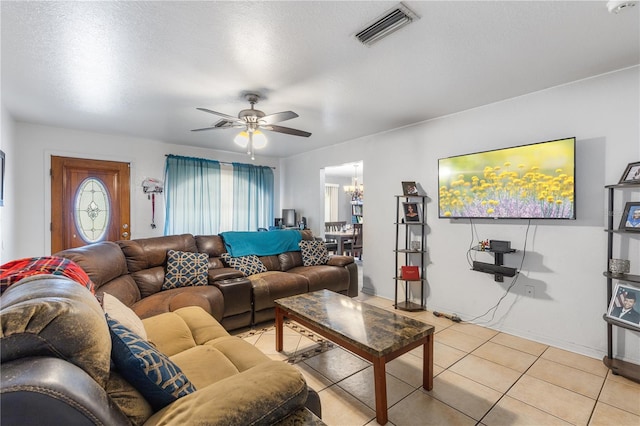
[56,231,358,331]
[0,274,323,425]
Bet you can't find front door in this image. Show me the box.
[51,156,131,253]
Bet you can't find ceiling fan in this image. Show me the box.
[192,93,311,159]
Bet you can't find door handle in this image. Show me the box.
[122,231,129,239]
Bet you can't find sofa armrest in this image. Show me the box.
[144,361,308,425]
[326,255,354,267]
[208,267,245,281]
[1,357,131,426]
[212,277,252,317]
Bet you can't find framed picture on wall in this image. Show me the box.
[619,202,640,231]
[403,202,420,222]
[606,283,640,327]
[619,161,640,184]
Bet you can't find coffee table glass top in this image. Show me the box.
[274,290,434,357]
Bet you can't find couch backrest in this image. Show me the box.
[195,235,227,269]
[117,234,198,299]
[0,274,112,387]
[55,241,141,306]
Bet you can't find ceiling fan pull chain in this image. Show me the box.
[249,132,255,160]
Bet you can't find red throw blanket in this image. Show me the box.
[0,256,94,294]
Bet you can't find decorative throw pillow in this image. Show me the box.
[106,315,196,410]
[220,253,267,276]
[102,292,148,340]
[299,240,330,266]
[162,250,208,290]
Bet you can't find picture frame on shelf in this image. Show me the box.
[401,181,419,196]
[619,202,640,231]
[403,202,420,222]
[606,283,640,326]
[618,161,640,184]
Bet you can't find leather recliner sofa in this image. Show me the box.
[56,230,358,331]
[0,274,322,425]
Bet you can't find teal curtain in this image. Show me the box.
[164,155,221,235]
[232,163,274,231]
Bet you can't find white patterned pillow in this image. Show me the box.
[102,292,148,340]
[162,250,209,290]
[299,240,330,266]
[220,253,267,276]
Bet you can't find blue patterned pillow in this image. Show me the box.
[220,253,267,276]
[162,250,208,290]
[106,315,196,410]
[299,240,330,266]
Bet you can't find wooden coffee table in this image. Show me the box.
[274,290,434,425]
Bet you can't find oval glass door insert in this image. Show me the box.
[74,177,111,243]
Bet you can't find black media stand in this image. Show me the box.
[471,244,517,282]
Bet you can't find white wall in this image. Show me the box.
[282,67,640,362]
[0,103,17,262]
[3,67,638,363]
[11,124,280,259]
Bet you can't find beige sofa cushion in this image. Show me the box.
[170,345,240,389]
[142,312,197,356]
[144,361,308,425]
[205,335,273,372]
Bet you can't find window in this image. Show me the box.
[325,184,339,222]
[164,155,273,235]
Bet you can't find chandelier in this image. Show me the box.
[344,164,364,201]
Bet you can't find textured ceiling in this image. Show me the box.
[2,1,639,159]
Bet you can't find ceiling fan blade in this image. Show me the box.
[191,120,246,132]
[260,111,299,125]
[213,119,247,129]
[196,107,244,123]
[191,126,220,132]
[263,124,312,137]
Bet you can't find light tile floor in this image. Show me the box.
[234,293,640,426]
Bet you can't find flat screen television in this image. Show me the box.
[438,137,576,219]
[282,209,297,227]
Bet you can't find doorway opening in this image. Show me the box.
[322,161,363,288]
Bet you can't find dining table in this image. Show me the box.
[324,230,355,255]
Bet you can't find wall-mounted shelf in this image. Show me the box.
[471,245,517,282]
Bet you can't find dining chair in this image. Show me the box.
[324,221,346,254]
[344,223,362,260]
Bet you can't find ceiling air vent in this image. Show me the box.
[355,2,419,46]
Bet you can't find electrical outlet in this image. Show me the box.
[525,285,535,297]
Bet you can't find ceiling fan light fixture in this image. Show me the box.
[234,131,249,147]
[607,0,637,13]
[234,130,267,149]
[252,131,268,149]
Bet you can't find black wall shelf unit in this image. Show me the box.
[394,195,427,311]
[603,183,640,383]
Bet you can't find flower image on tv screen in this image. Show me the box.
[438,137,576,219]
